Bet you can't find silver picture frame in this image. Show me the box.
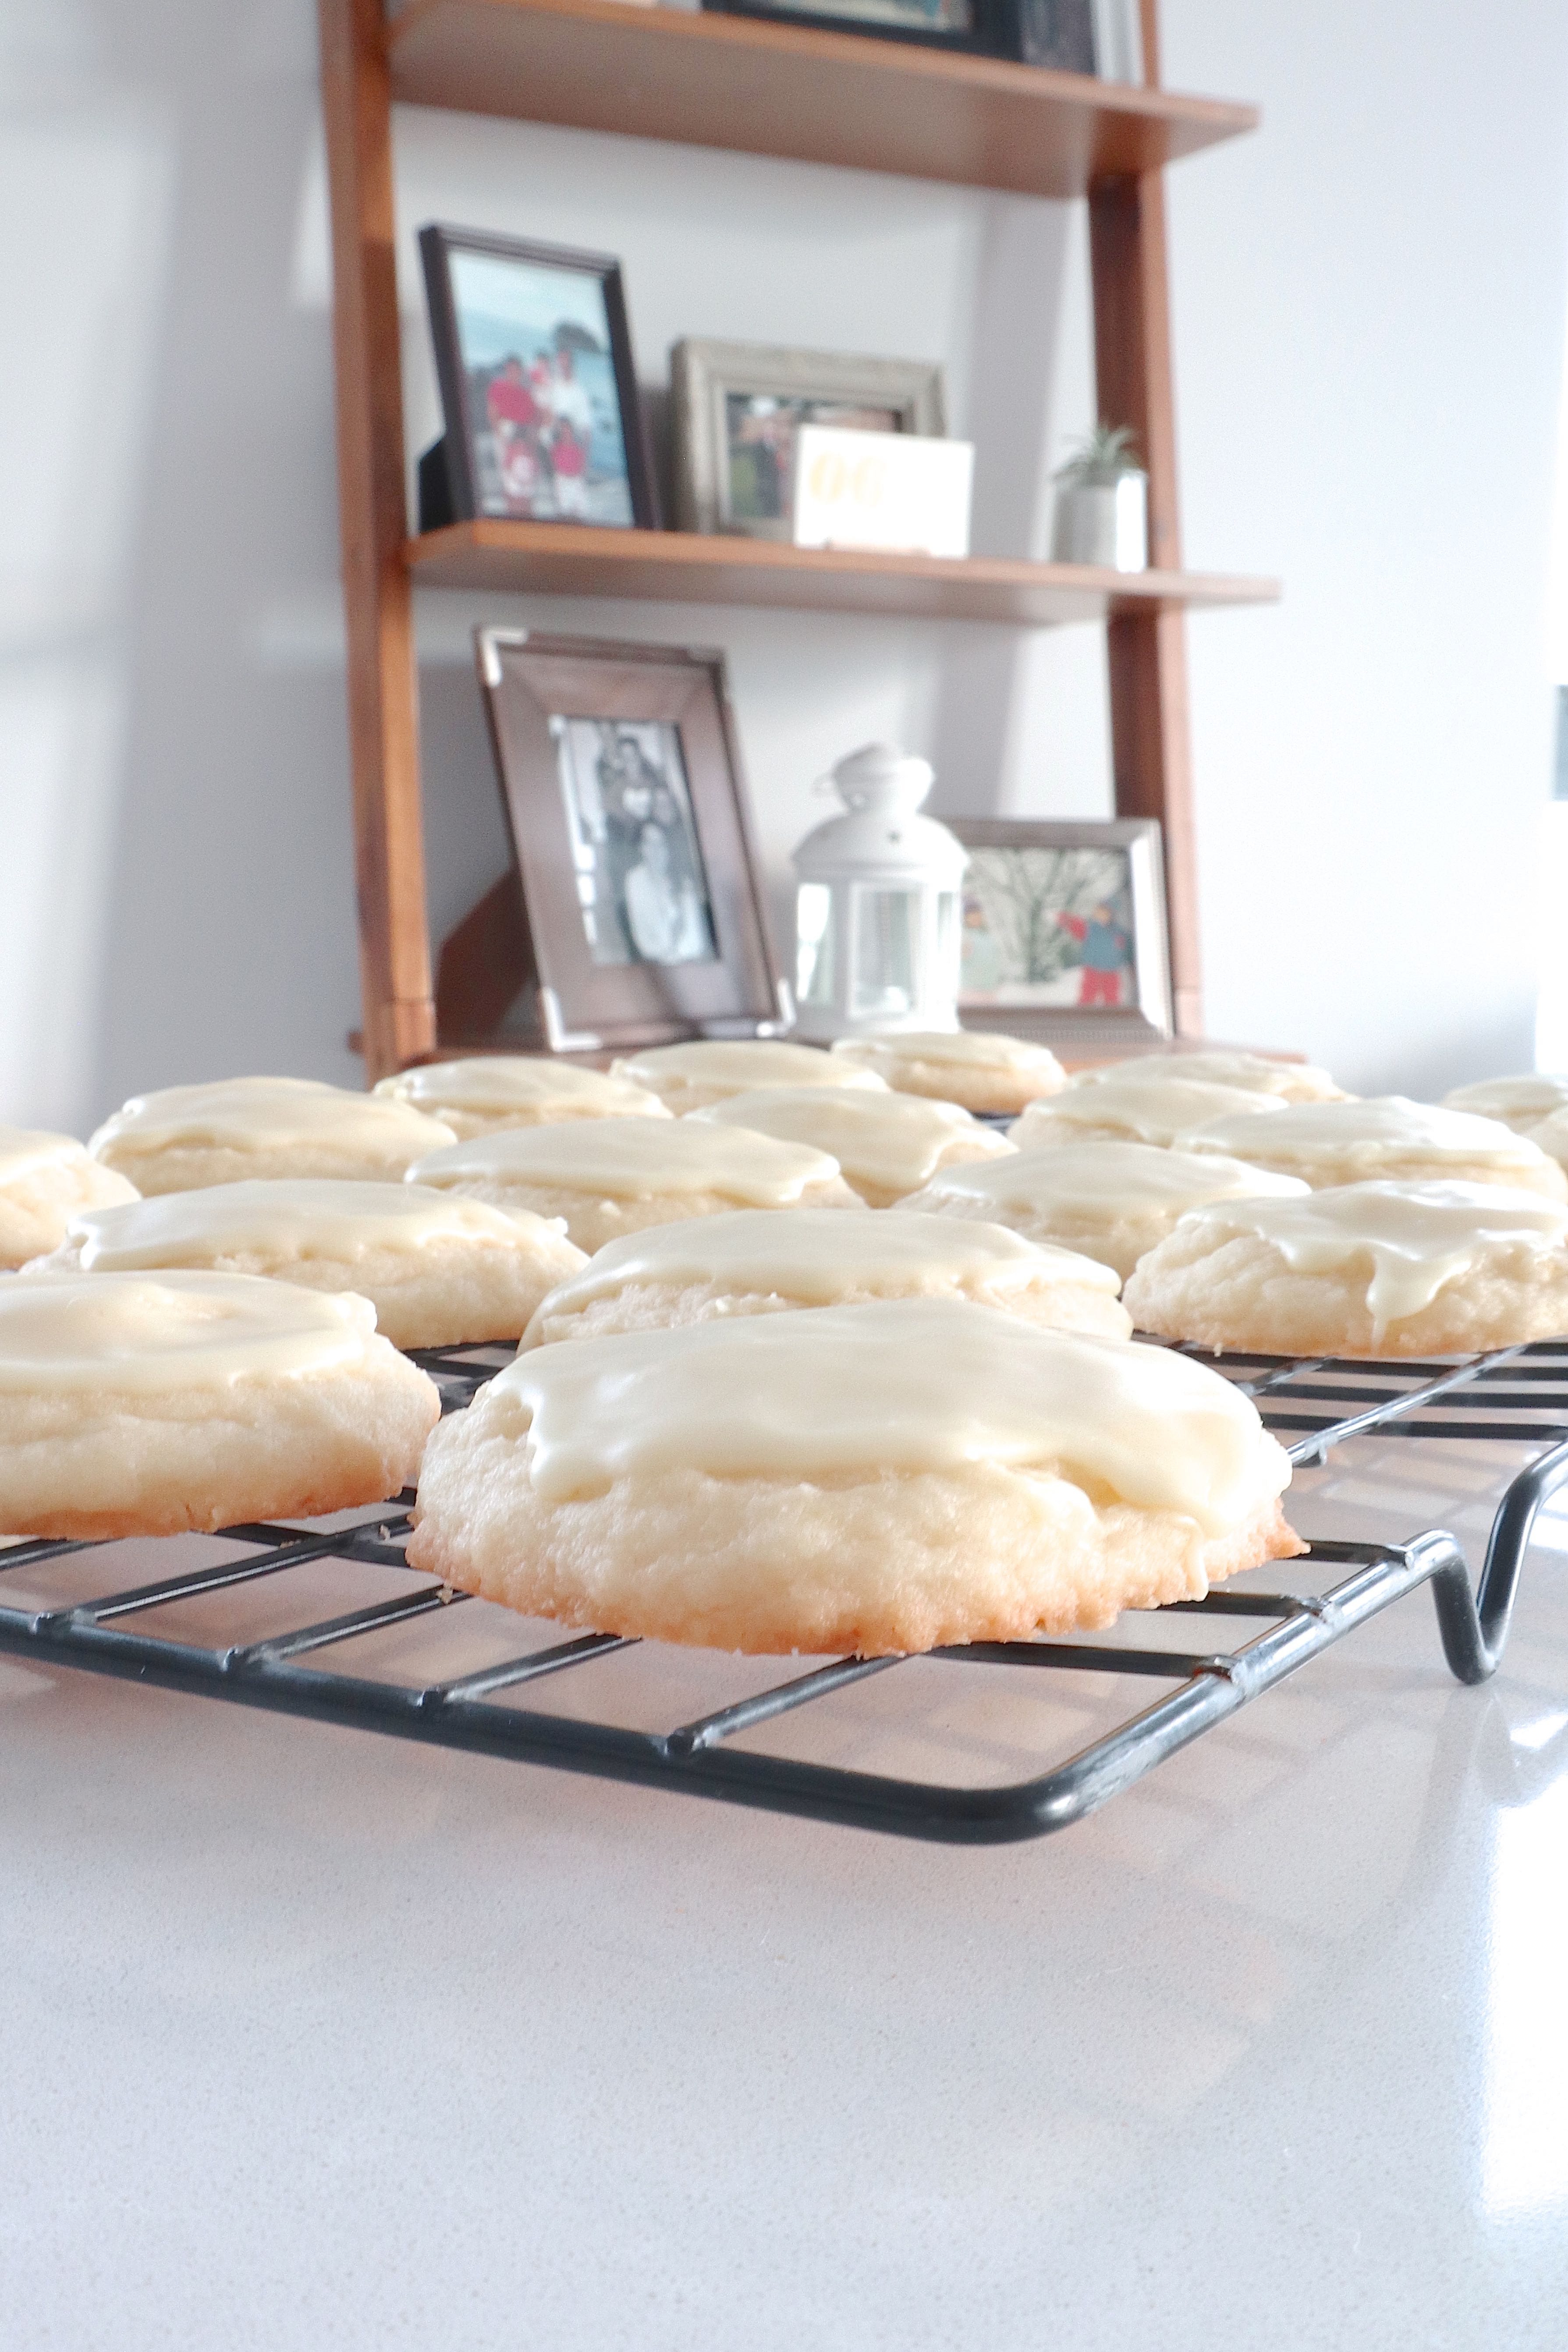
[949,817,1173,1049]
[671,338,948,540]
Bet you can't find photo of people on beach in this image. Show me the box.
[446,248,636,526]
[552,718,718,968]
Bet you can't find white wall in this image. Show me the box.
[2,0,1566,1134]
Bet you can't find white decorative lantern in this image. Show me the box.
[791,743,968,1043]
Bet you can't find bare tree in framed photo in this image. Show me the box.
[950,819,1173,1047]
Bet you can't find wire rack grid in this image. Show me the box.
[2,1339,1567,1845]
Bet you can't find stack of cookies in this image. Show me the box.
[7,1034,1566,1660]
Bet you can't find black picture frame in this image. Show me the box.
[471,630,791,1054]
[417,224,659,532]
[699,0,1096,72]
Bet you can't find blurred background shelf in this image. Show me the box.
[388,0,1259,199]
[407,521,1280,626]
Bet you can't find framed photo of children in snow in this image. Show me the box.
[472,630,791,1053]
[671,338,947,541]
[419,225,657,530]
[949,818,1173,1049]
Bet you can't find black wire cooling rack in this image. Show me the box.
[2,1340,1567,1845]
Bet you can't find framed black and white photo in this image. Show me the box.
[699,0,1096,71]
[951,818,1173,1047]
[671,339,947,539]
[419,225,657,530]
[472,630,789,1053]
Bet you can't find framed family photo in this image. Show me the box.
[671,339,947,540]
[419,225,657,530]
[951,818,1173,1047]
[465,631,789,1054]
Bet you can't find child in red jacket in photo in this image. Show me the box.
[1057,902,1131,1006]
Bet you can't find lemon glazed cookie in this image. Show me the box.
[26,1179,586,1350]
[520,1206,1130,1347]
[0,1126,138,1268]
[1068,1050,1348,1104]
[1009,1071,1288,1152]
[1441,1074,1568,1132]
[406,1115,862,1253]
[828,1029,1065,1114]
[607,1038,887,1114]
[0,1271,440,1540]
[1178,1095,1568,1199]
[89,1076,456,1196]
[689,1084,1015,1207]
[372,1055,668,1138]
[408,1300,1302,1655]
[901,1140,1309,1280]
[1124,1181,1568,1359]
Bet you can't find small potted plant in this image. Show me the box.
[1049,422,1148,571]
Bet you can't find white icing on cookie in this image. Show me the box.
[374,1058,665,1119]
[1183,1094,1557,1174]
[0,1270,376,1389]
[1443,1074,1568,1127]
[1069,1051,1345,1101]
[1016,1073,1286,1146]
[89,1077,452,1159]
[490,1298,1291,1535]
[692,1086,1014,1195]
[408,1115,841,1205]
[832,1030,1064,1075]
[1172,1180,1568,1332]
[0,1128,94,1184]
[531,1205,1120,1318]
[610,1040,886,1096]
[63,1179,555,1270]
[917,1140,1309,1215]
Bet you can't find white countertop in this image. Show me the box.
[3,1429,1567,2349]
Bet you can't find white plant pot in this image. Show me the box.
[1050,473,1148,571]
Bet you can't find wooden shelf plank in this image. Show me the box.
[404,521,1279,625]
[388,0,1258,198]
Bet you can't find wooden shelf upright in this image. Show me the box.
[318,0,1266,1074]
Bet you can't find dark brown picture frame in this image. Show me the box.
[418,224,658,531]
[463,630,790,1054]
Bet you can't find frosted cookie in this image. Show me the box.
[1441,1074,1568,1133]
[408,1299,1302,1656]
[521,1206,1130,1348]
[1179,1095,1568,1199]
[1010,1072,1287,1151]
[1124,1181,1568,1359]
[829,1029,1065,1114]
[373,1055,667,1138]
[1069,1050,1347,1104]
[406,1115,862,1253]
[0,1271,440,1540]
[89,1077,456,1196]
[1524,1106,1568,1174]
[901,1141,1309,1280]
[690,1084,1015,1207]
[608,1039,887,1114]
[0,1127,138,1269]
[26,1180,586,1351]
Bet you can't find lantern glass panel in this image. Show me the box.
[934,890,959,990]
[851,887,921,1018]
[795,883,836,1009]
